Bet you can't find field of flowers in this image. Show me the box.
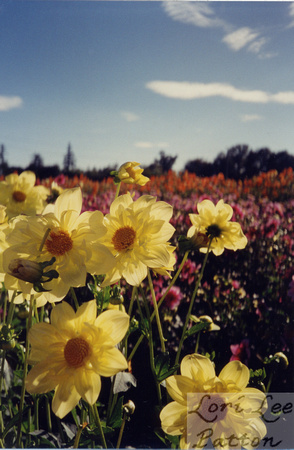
[0,165,293,449]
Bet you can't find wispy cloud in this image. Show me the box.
[120,110,140,122]
[162,2,272,58]
[288,2,294,27]
[222,27,260,51]
[0,96,23,111]
[146,80,294,105]
[241,114,263,123]
[162,2,227,29]
[135,141,169,149]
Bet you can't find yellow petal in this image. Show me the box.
[86,243,116,275]
[122,259,147,286]
[29,322,63,352]
[50,301,76,331]
[109,193,133,216]
[75,300,97,329]
[26,360,60,394]
[95,309,129,345]
[52,379,81,418]
[92,347,128,377]
[54,187,82,221]
[180,354,216,384]
[160,401,187,436]
[219,361,249,391]
[74,369,101,405]
[166,375,198,405]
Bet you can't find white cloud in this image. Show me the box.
[288,2,294,27]
[162,3,271,57]
[162,2,227,29]
[247,37,268,54]
[0,96,23,111]
[135,141,169,149]
[222,27,259,51]
[146,80,294,105]
[241,114,263,123]
[120,111,140,122]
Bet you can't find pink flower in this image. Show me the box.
[287,276,294,302]
[161,286,183,310]
[230,339,250,365]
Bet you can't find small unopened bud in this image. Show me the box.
[109,294,124,305]
[123,400,135,416]
[8,259,43,283]
[191,231,210,249]
[274,352,289,369]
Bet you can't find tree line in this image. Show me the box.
[0,143,294,181]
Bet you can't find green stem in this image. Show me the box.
[116,412,126,449]
[38,227,51,253]
[175,242,212,366]
[156,250,190,312]
[90,403,107,448]
[194,331,201,354]
[70,287,80,311]
[16,297,35,447]
[73,424,83,448]
[147,269,165,353]
[127,252,189,361]
[6,291,17,325]
[141,289,162,407]
[115,182,121,199]
[45,396,52,432]
[266,370,274,393]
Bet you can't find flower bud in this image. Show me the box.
[8,259,43,283]
[274,352,289,369]
[116,162,150,186]
[123,400,135,416]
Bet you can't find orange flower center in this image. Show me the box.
[112,226,136,251]
[64,337,90,368]
[45,230,73,256]
[12,190,26,202]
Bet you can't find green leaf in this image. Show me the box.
[155,352,179,382]
[2,405,30,439]
[185,322,209,337]
[108,396,124,429]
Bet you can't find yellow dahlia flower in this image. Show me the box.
[188,199,247,256]
[160,354,267,450]
[101,193,175,286]
[0,171,49,218]
[117,161,149,186]
[26,300,129,418]
[2,187,115,302]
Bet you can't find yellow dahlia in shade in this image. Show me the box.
[160,354,267,450]
[26,300,129,418]
[187,199,247,256]
[117,161,150,186]
[1,187,115,302]
[100,193,175,286]
[0,171,49,219]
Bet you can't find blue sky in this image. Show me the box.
[1,1,294,172]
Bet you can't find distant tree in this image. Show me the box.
[28,153,44,169]
[0,144,8,176]
[184,158,214,177]
[63,143,76,172]
[144,151,177,177]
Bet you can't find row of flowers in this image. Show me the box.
[0,164,292,449]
